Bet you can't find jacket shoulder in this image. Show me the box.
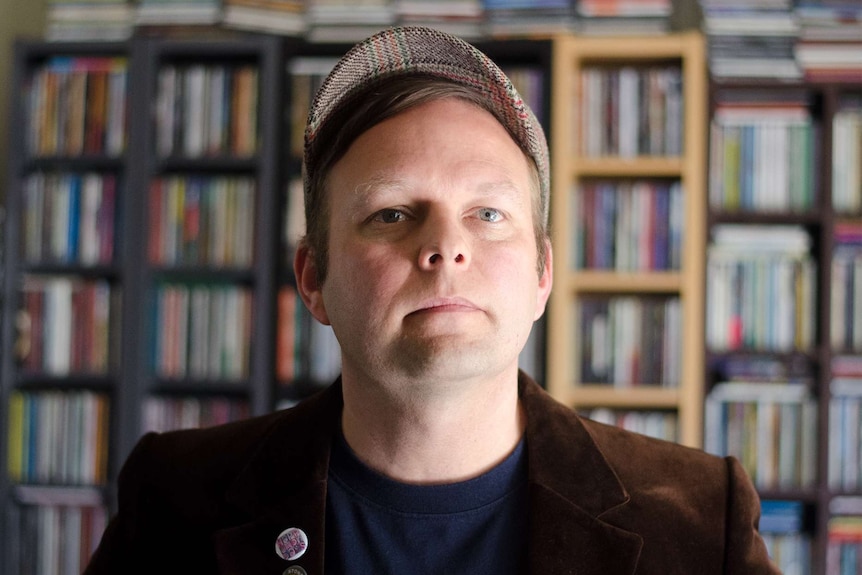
[579,416,726,484]
[120,382,340,503]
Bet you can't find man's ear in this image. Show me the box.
[294,242,331,326]
[534,239,553,321]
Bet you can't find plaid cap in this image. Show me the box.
[304,26,550,226]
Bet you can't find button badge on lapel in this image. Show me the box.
[275,527,308,561]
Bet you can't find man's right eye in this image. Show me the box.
[374,209,406,224]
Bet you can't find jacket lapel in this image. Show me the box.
[521,374,643,574]
[213,381,344,575]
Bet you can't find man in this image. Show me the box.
[85,26,780,574]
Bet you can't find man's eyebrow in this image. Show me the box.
[350,175,406,207]
[352,175,405,196]
[345,176,408,220]
[474,180,527,207]
[479,179,522,194]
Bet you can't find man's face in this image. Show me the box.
[298,97,552,393]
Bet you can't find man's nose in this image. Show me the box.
[417,215,470,269]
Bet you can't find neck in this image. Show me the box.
[340,368,525,485]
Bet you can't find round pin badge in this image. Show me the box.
[283,567,307,575]
[275,527,308,561]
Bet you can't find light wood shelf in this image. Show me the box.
[547,32,707,448]
[556,386,681,409]
[571,156,684,177]
[565,271,683,293]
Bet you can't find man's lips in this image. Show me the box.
[409,297,481,315]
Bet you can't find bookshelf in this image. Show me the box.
[702,77,862,574]
[546,32,707,448]
[0,40,129,575]
[121,34,284,449]
[0,34,287,574]
[0,32,555,571]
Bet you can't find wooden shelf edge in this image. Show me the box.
[570,156,684,177]
[554,385,681,409]
[566,270,682,292]
[553,32,702,60]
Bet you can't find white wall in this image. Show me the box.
[0,0,46,202]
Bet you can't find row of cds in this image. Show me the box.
[44,0,675,43]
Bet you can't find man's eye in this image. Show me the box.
[477,208,503,222]
[374,209,406,224]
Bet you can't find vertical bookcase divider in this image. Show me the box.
[1,45,32,572]
[817,86,837,575]
[118,37,149,469]
[250,35,284,417]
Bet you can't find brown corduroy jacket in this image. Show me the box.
[84,373,780,574]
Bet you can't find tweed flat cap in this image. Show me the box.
[304,26,550,226]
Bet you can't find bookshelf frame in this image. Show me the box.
[704,76,862,575]
[121,34,284,461]
[547,32,707,448]
[0,40,131,575]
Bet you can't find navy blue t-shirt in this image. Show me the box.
[324,430,528,574]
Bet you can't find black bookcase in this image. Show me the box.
[121,33,284,459]
[0,39,131,575]
[703,78,862,575]
[0,33,553,573]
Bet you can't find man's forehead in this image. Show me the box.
[345,173,529,205]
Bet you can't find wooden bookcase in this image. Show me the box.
[546,32,707,448]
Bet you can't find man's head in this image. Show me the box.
[300,26,550,285]
[294,26,553,388]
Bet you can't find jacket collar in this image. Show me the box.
[519,373,643,574]
[214,374,642,574]
[214,381,343,575]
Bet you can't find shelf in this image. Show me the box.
[572,156,683,177]
[25,155,125,171]
[149,266,256,283]
[709,210,825,226]
[19,263,120,279]
[559,385,680,409]
[564,33,704,61]
[13,484,106,506]
[566,270,682,293]
[16,373,116,390]
[157,155,259,173]
[151,377,250,397]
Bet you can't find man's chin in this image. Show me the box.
[390,337,502,382]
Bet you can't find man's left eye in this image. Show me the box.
[477,208,503,222]
[373,208,407,224]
